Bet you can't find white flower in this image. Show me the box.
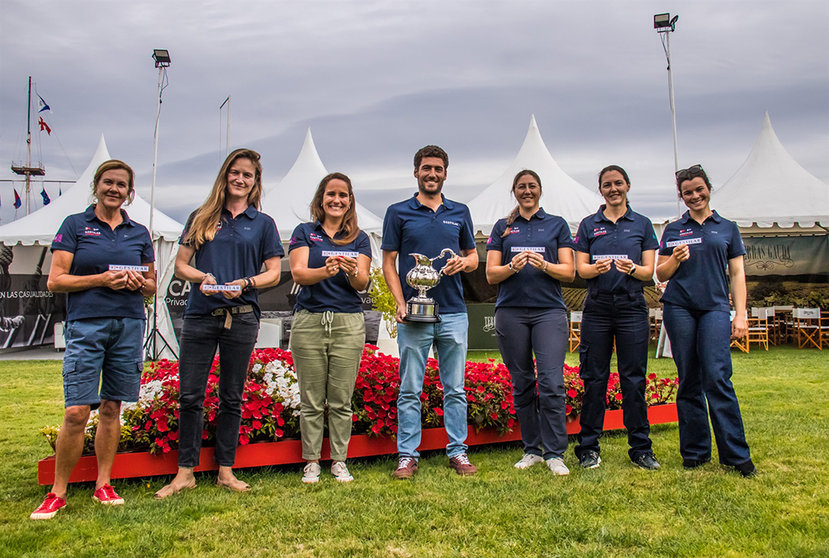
[262,360,301,416]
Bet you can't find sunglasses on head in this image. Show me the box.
[675,164,705,181]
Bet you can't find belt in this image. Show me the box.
[211,305,254,329]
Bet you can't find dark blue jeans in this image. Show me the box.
[177,313,259,468]
[495,307,568,459]
[575,292,653,460]
[663,303,751,466]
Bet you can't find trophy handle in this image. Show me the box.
[434,248,458,276]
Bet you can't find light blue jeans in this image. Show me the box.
[396,312,469,459]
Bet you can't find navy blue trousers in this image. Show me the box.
[495,307,569,459]
[663,303,751,466]
[575,292,653,460]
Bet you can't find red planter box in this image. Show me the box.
[37,403,677,485]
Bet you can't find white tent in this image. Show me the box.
[712,112,829,229]
[0,134,184,358]
[467,115,603,235]
[261,128,383,240]
[0,135,183,243]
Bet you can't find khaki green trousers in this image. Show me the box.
[290,310,365,461]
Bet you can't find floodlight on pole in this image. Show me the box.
[654,13,681,217]
[146,48,176,361]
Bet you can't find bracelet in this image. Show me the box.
[627,265,636,277]
[203,272,215,283]
[508,262,518,273]
[543,262,549,273]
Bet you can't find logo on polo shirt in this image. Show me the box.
[83,226,101,237]
[54,233,63,243]
[443,220,460,228]
[679,228,694,237]
[216,221,223,231]
[508,226,520,235]
[309,233,324,242]
[592,226,608,237]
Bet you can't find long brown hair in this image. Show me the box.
[501,169,542,237]
[310,172,360,245]
[185,148,263,248]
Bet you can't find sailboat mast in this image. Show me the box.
[25,76,32,215]
[11,76,46,216]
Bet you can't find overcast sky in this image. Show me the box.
[1,0,827,225]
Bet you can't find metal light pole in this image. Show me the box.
[654,13,681,217]
[146,49,175,361]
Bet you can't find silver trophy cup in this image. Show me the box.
[404,248,457,323]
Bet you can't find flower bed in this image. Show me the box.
[38,346,678,484]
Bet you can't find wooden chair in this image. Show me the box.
[748,308,772,351]
[730,310,749,353]
[773,306,794,345]
[649,307,663,344]
[569,311,583,353]
[746,317,769,352]
[794,308,822,350]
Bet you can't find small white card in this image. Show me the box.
[510,246,546,253]
[591,254,629,261]
[109,264,149,272]
[321,250,360,258]
[666,238,702,248]
[203,284,242,292]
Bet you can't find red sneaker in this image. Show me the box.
[30,493,67,520]
[92,484,125,505]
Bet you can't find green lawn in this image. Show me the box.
[0,347,827,557]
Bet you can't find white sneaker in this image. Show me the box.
[302,462,321,484]
[514,453,545,469]
[546,457,570,476]
[331,461,354,483]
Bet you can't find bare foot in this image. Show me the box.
[154,469,196,499]
[216,467,249,492]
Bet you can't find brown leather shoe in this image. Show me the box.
[393,457,418,479]
[448,454,477,476]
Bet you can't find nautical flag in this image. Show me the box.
[41,187,51,205]
[13,189,22,209]
[38,117,51,135]
[37,94,51,113]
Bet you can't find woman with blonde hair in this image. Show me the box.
[32,160,155,519]
[289,172,371,483]
[156,148,283,498]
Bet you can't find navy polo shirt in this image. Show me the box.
[180,205,283,318]
[574,205,659,295]
[51,205,154,321]
[486,208,574,310]
[289,222,372,313]
[659,210,745,312]
[381,194,476,314]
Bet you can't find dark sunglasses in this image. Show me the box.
[675,164,705,181]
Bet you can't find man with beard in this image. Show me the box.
[381,145,479,479]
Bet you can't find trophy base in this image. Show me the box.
[405,300,441,323]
